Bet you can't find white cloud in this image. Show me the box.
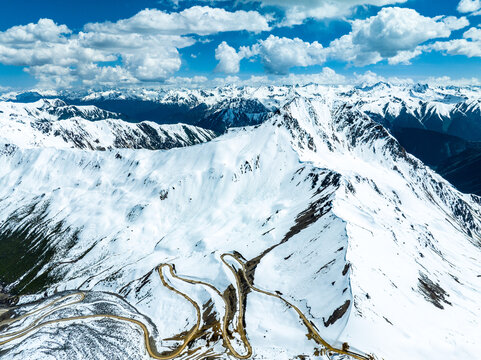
[165,75,208,86]
[215,8,469,74]
[215,41,243,73]
[0,6,271,88]
[429,26,481,58]
[77,32,195,51]
[352,70,480,87]
[234,35,327,74]
[0,18,70,44]
[259,0,408,25]
[387,48,424,65]
[457,0,481,14]
[25,64,77,88]
[354,70,387,86]
[77,64,139,87]
[423,75,480,86]
[353,70,414,86]
[124,51,183,82]
[193,0,409,26]
[275,67,346,85]
[328,7,469,65]
[211,67,345,87]
[430,38,481,57]
[84,6,271,35]
[212,75,242,86]
[464,26,481,40]
[441,16,471,31]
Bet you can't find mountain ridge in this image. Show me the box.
[0,99,216,150]
[0,95,480,359]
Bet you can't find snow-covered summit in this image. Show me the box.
[0,99,216,150]
[3,83,480,137]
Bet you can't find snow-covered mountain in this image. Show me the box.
[348,82,481,141]
[0,95,480,360]
[8,82,480,138]
[65,88,273,133]
[0,99,216,150]
[4,83,481,138]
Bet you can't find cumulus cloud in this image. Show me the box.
[464,26,481,41]
[137,69,480,89]
[257,0,408,25]
[429,26,481,58]
[275,67,346,85]
[430,40,481,58]
[218,7,469,73]
[353,70,414,86]
[353,70,480,87]
[0,18,71,45]
[84,6,271,35]
[430,39,481,57]
[0,27,113,68]
[457,0,481,14]
[246,35,326,74]
[215,35,327,74]
[189,0,408,26]
[328,7,469,65]
[24,64,77,88]
[165,75,208,86]
[77,64,139,87]
[423,75,480,86]
[215,41,243,73]
[0,6,271,88]
[387,48,423,65]
[124,51,183,82]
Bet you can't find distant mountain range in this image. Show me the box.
[4,82,481,139]
[0,99,216,150]
[2,82,481,194]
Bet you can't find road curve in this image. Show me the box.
[223,253,375,360]
[0,266,204,360]
[0,293,85,341]
[160,259,252,358]
[0,293,85,331]
[0,254,375,360]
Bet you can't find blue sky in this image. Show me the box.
[0,0,480,89]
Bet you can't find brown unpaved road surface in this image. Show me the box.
[0,254,376,360]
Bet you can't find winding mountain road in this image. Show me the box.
[0,253,375,360]
[222,253,375,360]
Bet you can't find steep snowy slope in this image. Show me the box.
[344,83,481,141]
[76,84,481,142]
[4,83,481,138]
[73,88,272,133]
[0,96,480,360]
[0,100,216,150]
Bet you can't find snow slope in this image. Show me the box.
[78,83,481,140]
[0,99,216,150]
[3,83,481,138]
[0,96,480,360]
